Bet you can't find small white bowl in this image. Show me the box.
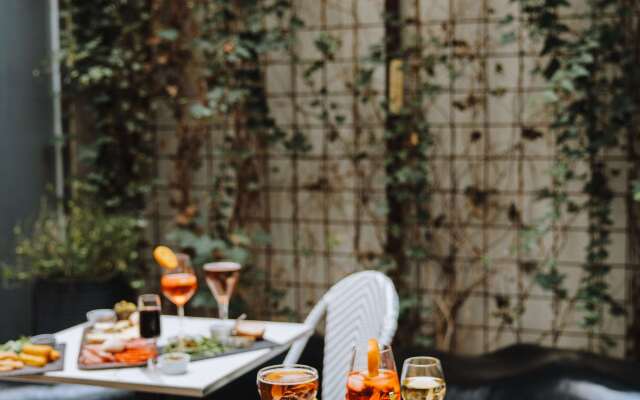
[86,309,117,324]
[30,334,56,346]
[209,321,234,341]
[158,352,190,375]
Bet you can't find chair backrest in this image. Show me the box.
[284,270,399,400]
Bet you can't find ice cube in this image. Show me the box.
[347,373,366,392]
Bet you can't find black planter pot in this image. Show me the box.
[32,276,135,334]
[0,283,32,342]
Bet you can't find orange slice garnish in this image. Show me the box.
[367,338,380,377]
[153,245,178,269]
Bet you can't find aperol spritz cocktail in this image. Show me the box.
[257,364,319,400]
[346,339,401,400]
[159,252,197,340]
[160,253,197,307]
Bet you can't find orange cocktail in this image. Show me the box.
[161,273,197,306]
[346,369,400,400]
[154,248,197,342]
[346,339,400,400]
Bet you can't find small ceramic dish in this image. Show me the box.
[224,335,255,348]
[157,352,190,375]
[86,309,117,324]
[209,321,234,341]
[30,334,57,346]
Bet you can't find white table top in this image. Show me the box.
[2,315,311,397]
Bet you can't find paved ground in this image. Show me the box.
[0,382,132,400]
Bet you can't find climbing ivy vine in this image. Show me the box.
[58,0,640,353]
[512,0,638,347]
[300,10,482,347]
[153,0,306,315]
[60,0,155,213]
[59,0,305,315]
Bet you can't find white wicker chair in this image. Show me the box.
[283,270,399,400]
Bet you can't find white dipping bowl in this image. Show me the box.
[158,352,190,375]
[86,309,117,324]
[209,320,234,341]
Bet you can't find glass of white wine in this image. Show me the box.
[401,356,446,400]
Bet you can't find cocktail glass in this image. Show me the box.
[160,253,197,341]
[203,261,241,320]
[346,339,400,400]
[257,364,318,400]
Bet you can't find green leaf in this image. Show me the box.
[189,103,213,119]
[633,181,640,201]
[253,230,272,246]
[192,236,226,257]
[499,14,514,25]
[313,33,342,58]
[500,31,517,45]
[225,246,249,264]
[229,232,251,246]
[570,64,589,77]
[559,78,574,92]
[543,89,559,103]
[158,29,179,41]
[284,131,312,153]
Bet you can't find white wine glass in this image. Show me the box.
[401,356,446,400]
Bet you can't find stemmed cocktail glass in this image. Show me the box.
[203,261,241,320]
[160,253,197,340]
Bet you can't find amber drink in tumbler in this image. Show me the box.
[257,364,319,400]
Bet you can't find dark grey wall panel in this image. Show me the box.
[0,0,53,259]
[0,1,53,340]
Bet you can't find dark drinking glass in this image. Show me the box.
[138,294,162,339]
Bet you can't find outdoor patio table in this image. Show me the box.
[0,315,311,397]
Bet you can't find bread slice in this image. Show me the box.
[235,322,266,339]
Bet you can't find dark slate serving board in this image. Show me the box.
[0,343,65,377]
[77,326,149,370]
[78,323,278,370]
[183,339,278,362]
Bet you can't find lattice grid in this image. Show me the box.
[148,0,634,356]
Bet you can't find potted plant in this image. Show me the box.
[3,197,146,334]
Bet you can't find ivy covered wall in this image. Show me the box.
[60,0,640,357]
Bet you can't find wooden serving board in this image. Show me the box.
[0,344,66,377]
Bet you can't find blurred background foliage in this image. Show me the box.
[4,184,146,287]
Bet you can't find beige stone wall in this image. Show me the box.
[152,0,632,356]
